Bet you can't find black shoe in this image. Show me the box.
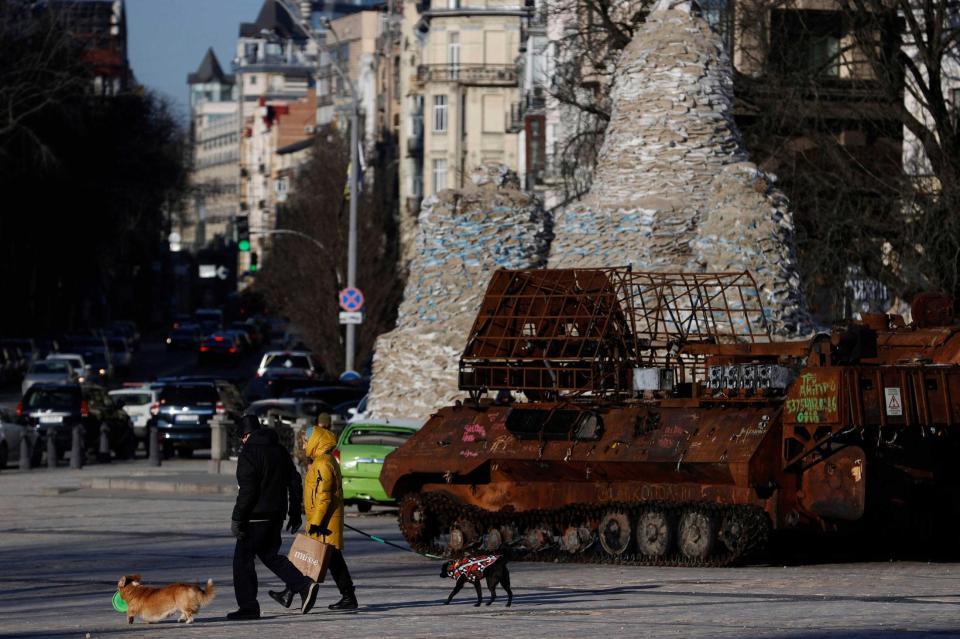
[269,588,293,608]
[328,593,358,610]
[226,608,260,621]
[300,582,319,614]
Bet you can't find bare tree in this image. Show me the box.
[255,128,403,376]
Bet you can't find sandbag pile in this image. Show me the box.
[548,3,811,335]
[365,165,552,420]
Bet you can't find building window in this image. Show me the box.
[433,159,447,192]
[769,10,842,79]
[448,0,459,8]
[448,32,460,80]
[433,95,448,133]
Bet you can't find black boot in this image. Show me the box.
[328,592,358,610]
[226,608,260,621]
[299,582,319,614]
[268,588,294,608]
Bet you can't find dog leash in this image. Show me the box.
[343,522,444,560]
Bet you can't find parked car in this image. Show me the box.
[256,351,319,378]
[46,353,89,383]
[109,387,159,445]
[244,371,320,403]
[223,329,253,354]
[82,349,114,383]
[195,308,224,334]
[106,337,133,373]
[0,408,28,469]
[199,333,243,363]
[166,324,202,351]
[18,383,135,464]
[334,421,421,512]
[151,381,244,457]
[22,359,77,395]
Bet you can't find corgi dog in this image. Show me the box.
[117,575,215,624]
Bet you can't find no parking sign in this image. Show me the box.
[339,287,365,312]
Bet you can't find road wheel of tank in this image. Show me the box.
[523,524,553,552]
[718,510,747,554]
[678,509,716,561]
[398,493,429,543]
[560,525,594,554]
[448,518,478,553]
[0,442,7,470]
[599,511,632,557]
[636,509,673,558]
[356,501,373,513]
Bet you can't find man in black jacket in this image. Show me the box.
[228,415,319,620]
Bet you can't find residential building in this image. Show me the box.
[402,0,525,201]
[186,48,239,251]
[235,0,318,274]
[317,9,383,150]
[47,0,133,95]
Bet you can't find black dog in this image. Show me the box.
[441,554,512,607]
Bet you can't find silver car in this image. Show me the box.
[109,387,158,442]
[22,359,77,396]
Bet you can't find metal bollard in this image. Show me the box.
[148,424,161,467]
[46,431,57,469]
[70,424,84,469]
[99,424,111,463]
[208,415,225,474]
[19,433,31,470]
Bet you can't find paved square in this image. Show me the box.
[2,462,960,638]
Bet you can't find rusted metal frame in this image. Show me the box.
[899,369,913,428]
[914,368,933,426]
[784,425,857,471]
[734,273,759,343]
[939,369,953,427]
[590,275,627,394]
[875,369,887,430]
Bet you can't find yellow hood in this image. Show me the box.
[306,427,338,460]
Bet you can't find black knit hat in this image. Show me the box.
[239,414,261,436]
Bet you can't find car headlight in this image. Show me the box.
[166,338,172,344]
[99,368,106,375]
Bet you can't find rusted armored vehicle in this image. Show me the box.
[380,268,960,565]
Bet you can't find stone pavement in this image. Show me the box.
[2,460,960,638]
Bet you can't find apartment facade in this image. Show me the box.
[235,0,318,274]
[400,0,525,206]
[186,49,239,251]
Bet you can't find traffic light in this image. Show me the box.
[249,251,259,272]
[237,215,250,252]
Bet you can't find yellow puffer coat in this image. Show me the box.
[303,428,344,549]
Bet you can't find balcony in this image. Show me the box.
[417,64,518,86]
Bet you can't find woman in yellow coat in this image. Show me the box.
[269,426,358,611]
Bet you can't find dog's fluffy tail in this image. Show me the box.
[198,579,216,605]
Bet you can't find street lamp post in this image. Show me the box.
[295,11,360,373]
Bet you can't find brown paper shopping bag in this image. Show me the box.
[288,533,331,583]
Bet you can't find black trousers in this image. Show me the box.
[233,520,311,611]
[327,547,355,597]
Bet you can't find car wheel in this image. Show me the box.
[30,442,42,467]
[162,442,174,460]
[176,448,194,459]
[0,442,8,470]
[356,501,372,513]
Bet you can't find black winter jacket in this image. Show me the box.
[232,428,302,522]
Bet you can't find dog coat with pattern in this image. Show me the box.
[445,555,501,582]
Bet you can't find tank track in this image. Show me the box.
[399,492,770,567]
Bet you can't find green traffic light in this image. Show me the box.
[238,240,251,252]
[249,263,258,272]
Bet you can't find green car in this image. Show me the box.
[335,421,420,512]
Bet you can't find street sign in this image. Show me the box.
[339,311,363,325]
[216,265,230,280]
[339,287,365,312]
[198,264,217,279]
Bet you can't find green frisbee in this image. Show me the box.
[112,591,128,613]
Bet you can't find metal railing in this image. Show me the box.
[417,64,518,85]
